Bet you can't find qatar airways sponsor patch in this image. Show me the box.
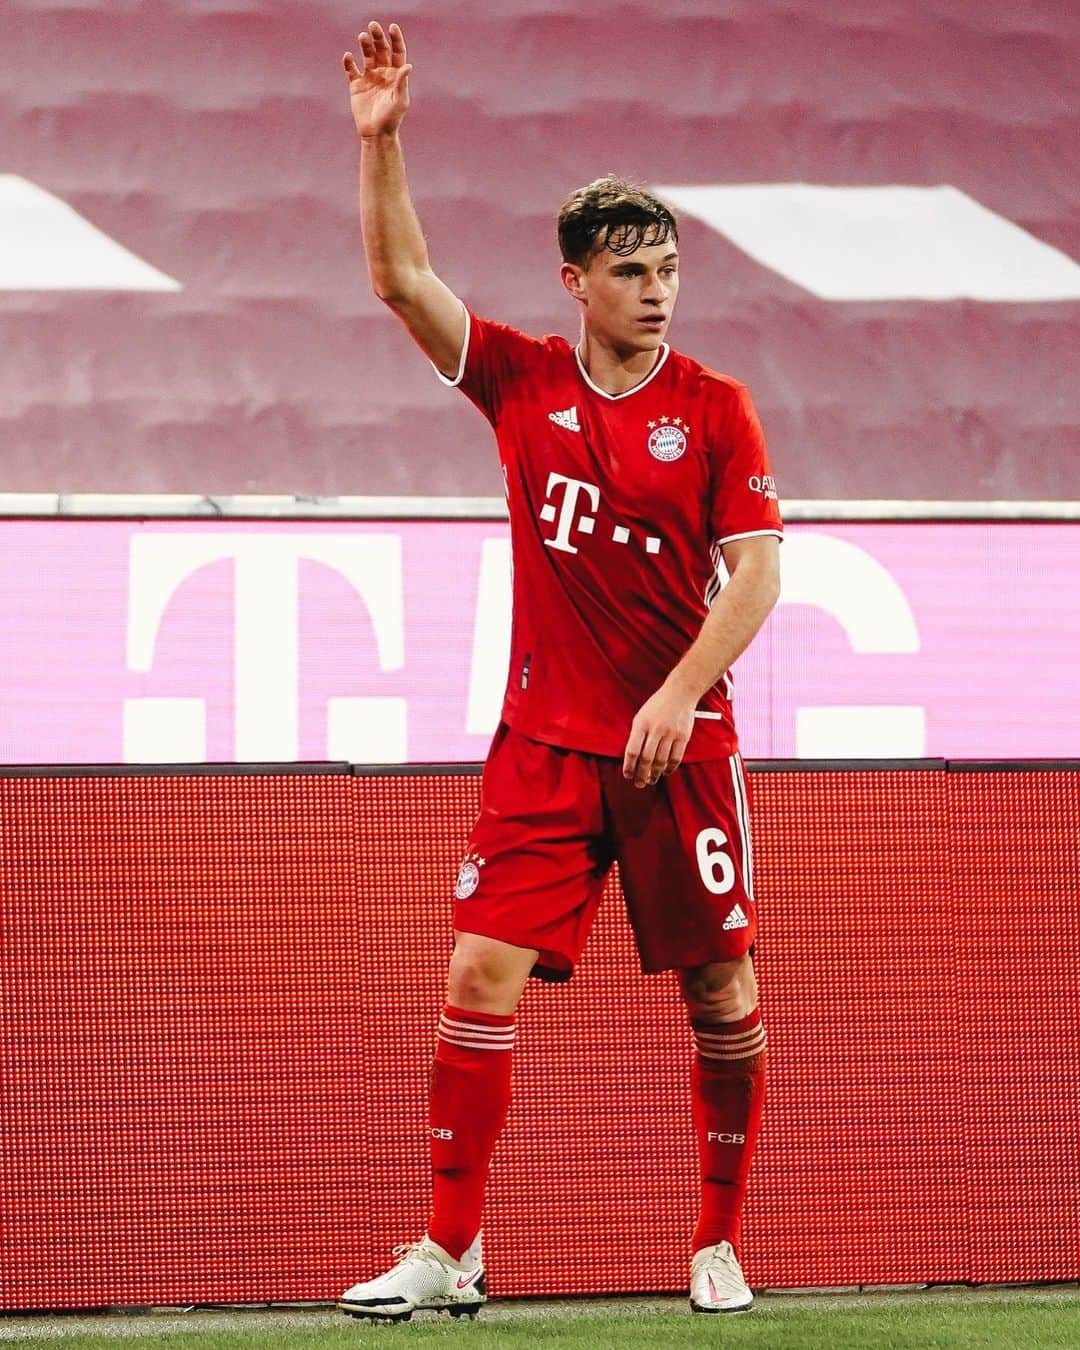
[748,473,779,500]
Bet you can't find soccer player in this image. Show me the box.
[338,20,782,1322]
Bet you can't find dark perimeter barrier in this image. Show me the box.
[1,760,1077,1309]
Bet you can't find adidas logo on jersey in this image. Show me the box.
[548,405,581,432]
[722,903,749,931]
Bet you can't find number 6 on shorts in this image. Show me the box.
[695,827,736,895]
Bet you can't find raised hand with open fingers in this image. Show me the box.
[342,20,412,139]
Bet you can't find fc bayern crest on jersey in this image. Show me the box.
[454,852,486,899]
[647,417,689,462]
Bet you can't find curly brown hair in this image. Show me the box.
[557,176,679,268]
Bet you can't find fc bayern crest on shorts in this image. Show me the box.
[454,852,486,899]
[647,417,689,462]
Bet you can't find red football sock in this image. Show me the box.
[690,1008,767,1257]
[427,1004,515,1261]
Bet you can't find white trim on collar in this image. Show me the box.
[574,342,670,401]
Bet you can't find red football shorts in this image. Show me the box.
[452,722,758,981]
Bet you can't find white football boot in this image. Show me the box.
[689,1240,754,1313]
[338,1233,486,1322]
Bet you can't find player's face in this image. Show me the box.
[564,239,680,355]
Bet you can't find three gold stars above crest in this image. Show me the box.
[647,416,691,433]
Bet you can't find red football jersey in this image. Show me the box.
[438,311,783,760]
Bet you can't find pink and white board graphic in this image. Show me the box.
[0,521,1076,764]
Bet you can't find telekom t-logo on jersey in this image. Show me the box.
[539,472,662,556]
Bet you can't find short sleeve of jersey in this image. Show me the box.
[433,306,541,426]
[709,382,784,545]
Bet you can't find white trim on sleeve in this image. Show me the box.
[716,528,784,546]
[693,711,725,721]
[430,303,471,387]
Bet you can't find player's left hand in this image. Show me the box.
[622,684,696,789]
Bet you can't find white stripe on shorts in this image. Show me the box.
[728,753,754,902]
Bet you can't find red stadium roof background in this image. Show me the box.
[2,0,1078,502]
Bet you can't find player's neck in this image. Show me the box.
[576,327,664,397]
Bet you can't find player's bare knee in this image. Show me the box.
[446,933,534,1014]
[679,953,757,1022]
[446,948,505,1009]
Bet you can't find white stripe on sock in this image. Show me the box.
[694,1025,765,1045]
[440,1016,516,1038]
[438,1033,516,1051]
[697,1028,767,1048]
[438,1016,516,1050]
[698,1045,766,1062]
[438,1027,516,1044]
[695,1032,767,1060]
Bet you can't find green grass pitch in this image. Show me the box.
[1,1289,1078,1349]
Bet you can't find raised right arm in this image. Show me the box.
[343,21,466,378]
